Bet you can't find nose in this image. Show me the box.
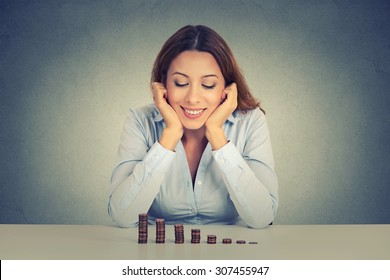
[184,85,200,104]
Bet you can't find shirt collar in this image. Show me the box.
[153,110,163,122]
[227,112,236,123]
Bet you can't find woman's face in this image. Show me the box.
[166,50,226,131]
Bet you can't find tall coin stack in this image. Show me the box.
[138,213,148,244]
[174,224,184,244]
[191,229,201,244]
[207,234,217,244]
[155,218,165,243]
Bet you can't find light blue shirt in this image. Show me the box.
[108,104,278,228]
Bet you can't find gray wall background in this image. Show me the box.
[1,0,389,225]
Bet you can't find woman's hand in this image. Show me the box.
[205,83,238,150]
[152,82,183,151]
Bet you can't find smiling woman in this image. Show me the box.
[108,25,278,229]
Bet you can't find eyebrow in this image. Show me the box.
[172,72,219,79]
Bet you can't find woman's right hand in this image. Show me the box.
[152,82,183,151]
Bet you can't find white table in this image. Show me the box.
[1,224,389,259]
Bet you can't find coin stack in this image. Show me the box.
[155,218,165,243]
[207,234,217,244]
[174,224,184,244]
[138,213,148,244]
[236,240,246,244]
[191,229,201,244]
[222,238,232,244]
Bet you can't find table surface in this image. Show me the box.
[1,224,389,260]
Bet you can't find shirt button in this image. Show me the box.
[197,181,202,186]
[191,208,196,213]
[155,154,160,160]
[219,158,225,164]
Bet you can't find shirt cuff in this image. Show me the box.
[211,142,246,190]
[212,141,245,169]
[144,141,176,173]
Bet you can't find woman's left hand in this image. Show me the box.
[205,83,238,150]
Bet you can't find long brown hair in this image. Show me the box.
[151,25,264,113]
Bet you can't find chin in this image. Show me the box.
[181,119,206,131]
[183,123,205,131]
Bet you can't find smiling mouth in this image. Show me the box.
[184,108,204,115]
[181,107,206,118]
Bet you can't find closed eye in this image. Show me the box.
[202,84,216,89]
[174,81,189,87]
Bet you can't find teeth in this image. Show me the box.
[185,109,204,115]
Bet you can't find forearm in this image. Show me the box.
[108,142,175,227]
[224,166,277,228]
[159,127,182,151]
[212,142,278,228]
[205,126,228,150]
[108,167,165,227]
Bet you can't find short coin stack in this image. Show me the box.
[236,240,246,244]
[222,238,232,244]
[155,218,165,243]
[174,224,185,244]
[138,213,148,244]
[207,234,217,244]
[191,229,201,244]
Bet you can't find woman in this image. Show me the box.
[108,25,278,228]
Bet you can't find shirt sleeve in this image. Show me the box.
[212,110,279,228]
[108,109,175,227]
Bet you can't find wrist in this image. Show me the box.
[159,128,183,151]
[205,126,227,150]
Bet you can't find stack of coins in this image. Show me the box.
[138,213,148,244]
[207,234,217,244]
[155,218,165,243]
[236,240,246,244]
[174,224,184,244]
[191,229,201,244]
[222,238,232,244]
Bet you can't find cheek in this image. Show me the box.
[166,88,181,105]
[207,92,224,107]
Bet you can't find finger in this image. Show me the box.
[221,86,231,102]
[223,89,233,102]
[223,86,238,111]
[223,83,237,97]
[153,83,167,99]
[152,82,166,92]
[221,91,227,102]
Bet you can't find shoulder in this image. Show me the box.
[128,104,161,122]
[228,108,269,137]
[122,104,162,142]
[231,108,266,124]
